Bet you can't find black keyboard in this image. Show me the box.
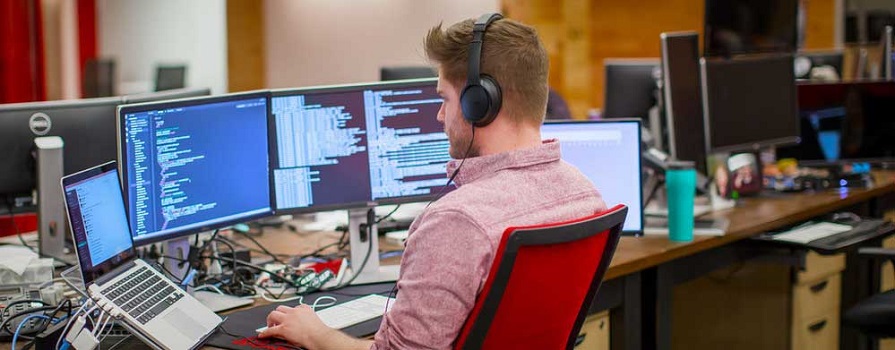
[100,267,185,324]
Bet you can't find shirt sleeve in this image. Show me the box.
[371,209,491,350]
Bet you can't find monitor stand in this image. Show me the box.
[34,136,77,265]
[344,208,399,285]
[162,236,255,312]
[164,236,191,283]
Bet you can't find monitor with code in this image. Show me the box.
[118,92,273,245]
[270,78,449,213]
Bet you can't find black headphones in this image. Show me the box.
[460,13,504,127]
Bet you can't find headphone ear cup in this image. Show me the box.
[461,84,490,125]
[475,76,502,127]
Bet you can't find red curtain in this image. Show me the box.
[0,0,45,103]
[77,0,97,98]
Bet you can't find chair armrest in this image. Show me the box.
[858,247,895,287]
[857,247,895,261]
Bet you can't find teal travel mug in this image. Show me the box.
[666,161,696,242]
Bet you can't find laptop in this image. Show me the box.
[62,161,221,350]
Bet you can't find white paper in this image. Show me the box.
[0,245,39,276]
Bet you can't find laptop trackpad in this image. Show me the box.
[164,308,205,339]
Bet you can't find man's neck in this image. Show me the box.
[475,120,542,156]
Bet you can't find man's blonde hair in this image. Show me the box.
[425,17,549,125]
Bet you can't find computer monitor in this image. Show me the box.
[704,0,798,57]
[701,54,800,153]
[123,87,211,104]
[776,81,895,164]
[541,120,644,235]
[380,66,437,81]
[0,97,122,198]
[82,58,116,98]
[270,78,448,214]
[0,89,211,204]
[661,32,708,174]
[118,91,273,245]
[155,65,187,92]
[603,59,661,120]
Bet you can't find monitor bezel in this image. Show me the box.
[542,118,644,236]
[269,78,445,215]
[116,90,275,246]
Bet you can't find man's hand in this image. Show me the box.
[259,305,372,350]
[259,304,329,348]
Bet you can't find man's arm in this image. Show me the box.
[260,304,373,350]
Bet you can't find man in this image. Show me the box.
[260,14,606,349]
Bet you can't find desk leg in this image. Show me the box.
[654,265,674,350]
[610,272,642,350]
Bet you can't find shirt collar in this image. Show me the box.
[446,139,562,186]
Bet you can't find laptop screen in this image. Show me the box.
[63,163,136,284]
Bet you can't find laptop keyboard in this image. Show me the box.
[100,266,185,324]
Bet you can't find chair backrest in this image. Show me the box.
[454,204,627,350]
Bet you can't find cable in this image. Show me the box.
[56,302,93,350]
[324,222,374,291]
[308,296,337,311]
[232,230,287,264]
[375,205,402,224]
[5,200,35,253]
[212,238,238,273]
[428,126,476,208]
[154,261,186,284]
[11,315,49,350]
[194,284,226,295]
[163,255,294,286]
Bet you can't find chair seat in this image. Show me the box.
[844,290,895,338]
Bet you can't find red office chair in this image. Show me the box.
[454,204,627,350]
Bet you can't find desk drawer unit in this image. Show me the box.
[792,312,840,350]
[796,252,845,284]
[792,274,841,322]
[575,311,609,350]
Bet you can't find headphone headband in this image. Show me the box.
[466,13,503,87]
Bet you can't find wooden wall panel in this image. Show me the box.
[803,0,837,50]
[504,0,838,118]
[227,0,265,92]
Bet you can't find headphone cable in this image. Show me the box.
[428,125,475,208]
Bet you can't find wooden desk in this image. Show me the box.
[7,172,890,350]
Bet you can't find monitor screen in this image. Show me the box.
[704,0,798,56]
[603,59,661,120]
[541,120,643,235]
[119,92,273,245]
[661,32,708,174]
[62,163,135,284]
[776,81,895,164]
[701,54,799,153]
[270,78,449,213]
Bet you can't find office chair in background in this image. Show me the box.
[82,58,116,98]
[843,247,895,339]
[155,65,187,91]
[453,205,627,350]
